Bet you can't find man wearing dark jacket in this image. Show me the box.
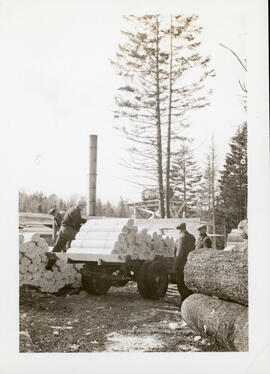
[46,199,87,270]
[173,222,196,302]
[49,207,64,244]
[195,224,212,250]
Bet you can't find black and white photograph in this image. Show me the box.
[0,0,269,372]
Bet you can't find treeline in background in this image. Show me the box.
[18,193,130,219]
[18,121,247,237]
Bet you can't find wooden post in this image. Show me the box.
[88,135,97,216]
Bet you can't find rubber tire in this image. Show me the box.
[136,261,152,299]
[81,271,111,295]
[146,260,168,299]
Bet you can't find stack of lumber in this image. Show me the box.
[19,234,83,293]
[19,212,53,227]
[70,218,175,260]
[238,219,248,239]
[181,241,248,351]
[135,218,201,239]
[224,228,244,251]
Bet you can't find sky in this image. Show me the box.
[0,0,247,205]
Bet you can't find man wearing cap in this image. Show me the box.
[49,207,64,244]
[46,200,87,270]
[195,224,212,250]
[173,222,196,302]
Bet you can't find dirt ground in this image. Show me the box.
[19,283,225,352]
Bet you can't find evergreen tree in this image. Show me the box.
[170,139,202,216]
[197,138,219,248]
[96,198,105,217]
[219,122,247,231]
[111,15,214,218]
[115,197,130,217]
[111,15,168,217]
[104,201,115,217]
[197,154,212,220]
[164,15,215,217]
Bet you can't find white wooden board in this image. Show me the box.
[67,248,125,263]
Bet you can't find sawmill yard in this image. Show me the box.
[19,283,223,353]
[19,215,247,352]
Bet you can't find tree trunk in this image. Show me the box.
[184,248,248,306]
[211,137,216,249]
[155,16,165,218]
[181,293,248,351]
[183,159,187,217]
[207,159,211,222]
[165,16,173,219]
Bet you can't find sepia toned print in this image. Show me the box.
[14,3,249,353]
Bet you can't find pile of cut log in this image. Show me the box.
[71,218,175,260]
[19,234,83,293]
[181,224,248,351]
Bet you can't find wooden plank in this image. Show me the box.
[67,250,125,263]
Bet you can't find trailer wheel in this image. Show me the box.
[146,260,168,299]
[81,270,111,295]
[136,261,152,298]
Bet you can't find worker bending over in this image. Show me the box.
[49,207,64,244]
[46,199,87,270]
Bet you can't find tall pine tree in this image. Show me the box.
[170,139,202,216]
[111,15,168,217]
[164,15,215,217]
[111,15,214,218]
[219,122,247,231]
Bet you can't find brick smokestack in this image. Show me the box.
[88,135,97,216]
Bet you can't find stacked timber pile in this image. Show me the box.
[135,218,201,240]
[224,219,248,252]
[19,234,83,293]
[238,219,248,239]
[70,218,175,260]
[181,225,248,351]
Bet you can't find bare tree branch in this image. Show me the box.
[219,43,247,72]
[238,80,247,93]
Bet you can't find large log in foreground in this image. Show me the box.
[184,248,248,306]
[181,294,248,351]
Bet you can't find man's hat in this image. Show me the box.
[176,222,186,230]
[49,207,57,215]
[197,224,207,230]
[76,199,86,208]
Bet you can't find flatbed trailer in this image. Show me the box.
[46,251,176,299]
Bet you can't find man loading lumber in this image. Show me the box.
[49,207,64,244]
[195,224,212,250]
[173,222,196,303]
[46,199,87,270]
